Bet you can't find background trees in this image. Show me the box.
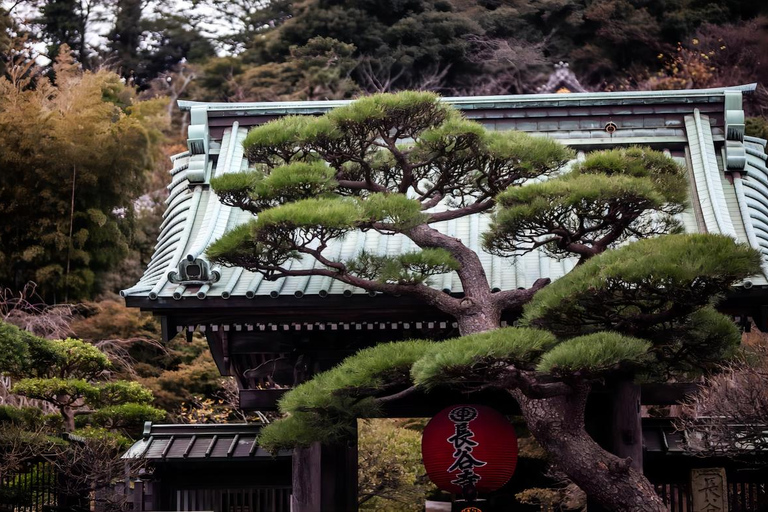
[0,47,166,301]
[4,0,767,100]
[677,328,768,463]
[0,321,165,433]
[207,92,762,510]
[0,320,165,511]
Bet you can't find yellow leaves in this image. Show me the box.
[179,396,232,424]
[0,46,168,299]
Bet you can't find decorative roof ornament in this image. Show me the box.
[536,62,587,94]
[724,90,747,172]
[168,256,221,285]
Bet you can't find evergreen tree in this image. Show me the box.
[36,0,96,68]
[0,7,12,76]
[0,321,165,433]
[133,10,216,88]
[0,320,164,509]
[207,92,762,510]
[108,0,143,81]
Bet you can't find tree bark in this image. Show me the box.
[457,320,665,511]
[512,385,666,512]
[59,401,75,432]
[456,305,500,335]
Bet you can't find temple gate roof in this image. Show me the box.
[121,85,768,317]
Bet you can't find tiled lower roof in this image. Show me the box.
[122,423,290,460]
[121,87,768,303]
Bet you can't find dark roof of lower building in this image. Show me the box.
[122,422,291,460]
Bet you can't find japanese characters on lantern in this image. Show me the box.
[422,404,518,496]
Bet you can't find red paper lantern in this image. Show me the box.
[422,404,518,495]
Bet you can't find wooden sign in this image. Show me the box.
[691,468,727,512]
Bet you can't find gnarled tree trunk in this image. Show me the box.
[458,314,665,512]
[513,384,666,512]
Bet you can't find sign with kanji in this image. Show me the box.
[691,468,727,512]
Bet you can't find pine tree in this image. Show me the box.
[0,321,164,433]
[207,92,762,511]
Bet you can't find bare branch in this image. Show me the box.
[494,277,551,311]
[374,385,418,404]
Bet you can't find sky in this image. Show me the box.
[1,0,242,65]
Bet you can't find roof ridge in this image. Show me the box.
[178,84,757,112]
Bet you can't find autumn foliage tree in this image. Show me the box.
[0,46,166,301]
[207,92,761,511]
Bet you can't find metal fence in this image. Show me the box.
[0,461,57,512]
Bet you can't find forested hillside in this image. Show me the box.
[3,0,768,104]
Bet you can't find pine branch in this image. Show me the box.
[494,277,550,311]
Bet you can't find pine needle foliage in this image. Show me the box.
[325,91,447,131]
[279,340,433,413]
[260,340,433,451]
[255,197,362,231]
[257,413,336,452]
[644,307,743,378]
[522,234,762,338]
[1,321,165,433]
[486,147,687,259]
[212,162,337,214]
[206,221,301,274]
[86,403,166,430]
[411,327,559,388]
[536,332,652,376]
[359,194,427,230]
[346,249,459,284]
[209,91,572,284]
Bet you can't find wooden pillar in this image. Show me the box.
[291,428,358,512]
[133,481,145,512]
[133,480,159,511]
[584,379,643,511]
[611,378,643,472]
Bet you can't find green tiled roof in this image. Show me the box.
[122,85,768,304]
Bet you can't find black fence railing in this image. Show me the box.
[728,481,768,512]
[172,487,292,512]
[654,482,691,512]
[0,461,57,512]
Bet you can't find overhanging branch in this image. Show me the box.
[494,277,550,311]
